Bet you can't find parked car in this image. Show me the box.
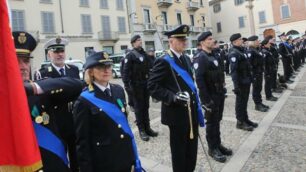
[155,50,166,58]
[109,54,124,78]
[184,48,197,60]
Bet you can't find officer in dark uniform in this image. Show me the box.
[121,48,134,112]
[229,33,258,131]
[13,31,83,172]
[278,32,294,84]
[34,37,80,172]
[221,43,230,75]
[73,51,143,172]
[194,31,232,163]
[148,25,205,172]
[261,37,279,101]
[246,35,269,112]
[122,35,158,141]
[213,40,225,73]
[268,36,283,93]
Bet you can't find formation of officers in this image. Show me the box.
[13,24,306,172]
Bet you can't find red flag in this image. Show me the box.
[0,0,42,171]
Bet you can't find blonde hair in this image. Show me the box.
[84,69,94,85]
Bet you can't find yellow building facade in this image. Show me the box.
[128,0,212,50]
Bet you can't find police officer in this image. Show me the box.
[122,35,158,141]
[221,43,230,75]
[194,31,232,163]
[120,48,134,112]
[246,35,269,112]
[268,36,283,93]
[34,37,80,172]
[213,40,225,73]
[13,31,83,172]
[73,52,143,172]
[261,37,278,101]
[278,33,294,84]
[148,25,205,172]
[229,33,258,131]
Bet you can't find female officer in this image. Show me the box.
[73,51,143,172]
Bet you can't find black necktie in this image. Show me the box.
[104,88,111,97]
[180,56,188,70]
[59,68,65,77]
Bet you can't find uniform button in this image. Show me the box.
[99,109,102,111]
[38,170,43,172]
[118,124,122,128]
[56,90,59,93]
[54,106,58,109]
[120,134,124,139]
[96,142,100,146]
[59,89,63,92]
[51,90,55,94]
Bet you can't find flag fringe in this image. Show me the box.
[0,160,42,172]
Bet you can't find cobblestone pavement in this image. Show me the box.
[111,65,306,172]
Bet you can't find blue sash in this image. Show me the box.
[81,91,143,172]
[164,54,205,127]
[33,122,68,166]
[283,42,293,50]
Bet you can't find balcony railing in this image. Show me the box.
[157,0,173,8]
[161,24,174,32]
[186,1,200,11]
[98,31,119,41]
[190,26,204,33]
[143,23,157,33]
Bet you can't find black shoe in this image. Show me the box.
[266,96,278,101]
[286,80,294,84]
[208,148,227,163]
[145,127,158,137]
[272,88,283,93]
[139,130,150,141]
[255,104,268,112]
[219,144,233,156]
[246,119,258,128]
[260,103,269,109]
[236,121,254,131]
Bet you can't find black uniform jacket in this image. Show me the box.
[122,48,150,88]
[194,50,225,105]
[28,77,83,172]
[73,84,135,172]
[147,51,199,126]
[34,63,80,137]
[229,46,252,89]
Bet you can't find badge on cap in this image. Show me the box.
[104,52,109,59]
[139,57,144,62]
[213,60,219,66]
[18,33,27,44]
[193,63,199,70]
[55,36,61,44]
[231,57,236,62]
[183,26,188,33]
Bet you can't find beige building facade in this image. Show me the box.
[9,0,131,70]
[127,0,212,51]
[209,0,306,42]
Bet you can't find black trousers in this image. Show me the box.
[126,89,134,108]
[169,125,198,172]
[132,85,150,129]
[205,94,225,149]
[271,69,277,89]
[282,58,292,81]
[252,74,263,105]
[264,74,273,98]
[225,59,230,74]
[235,84,251,122]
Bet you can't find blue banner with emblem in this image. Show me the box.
[81,91,143,172]
[33,122,69,166]
[164,54,205,127]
